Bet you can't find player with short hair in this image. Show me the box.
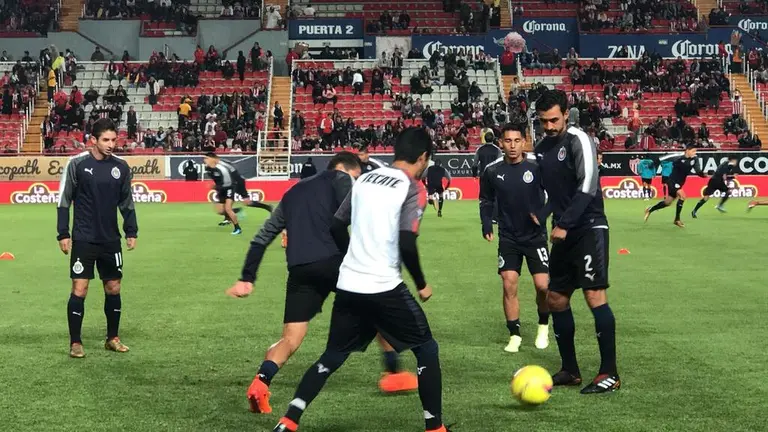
[644,145,706,227]
[227,151,417,415]
[273,127,450,432]
[358,146,386,172]
[203,153,273,234]
[480,123,550,353]
[56,118,137,359]
[473,136,503,178]
[692,156,738,217]
[637,156,656,200]
[423,159,451,217]
[534,90,620,394]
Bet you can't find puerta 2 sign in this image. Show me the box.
[513,18,578,53]
[288,18,363,40]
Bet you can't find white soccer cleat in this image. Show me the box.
[535,324,550,349]
[716,206,727,213]
[504,335,523,353]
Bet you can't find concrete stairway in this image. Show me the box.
[59,0,82,32]
[23,78,50,153]
[269,76,292,130]
[731,73,768,148]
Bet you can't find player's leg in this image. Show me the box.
[642,179,652,200]
[274,290,374,431]
[674,189,687,227]
[716,185,730,212]
[547,240,581,385]
[224,198,242,234]
[250,263,336,414]
[498,243,524,352]
[377,334,419,393]
[748,199,768,210]
[437,189,444,217]
[645,186,675,221]
[692,188,712,217]
[96,242,129,353]
[576,227,620,394]
[214,200,231,226]
[527,244,551,349]
[374,284,447,432]
[67,241,97,358]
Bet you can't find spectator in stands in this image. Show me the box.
[91,47,105,62]
[273,101,284,128]
[205,46,221,72]
[322,85,338,106]
[266,6,282,29]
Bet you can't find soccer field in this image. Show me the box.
[1,200,766,432]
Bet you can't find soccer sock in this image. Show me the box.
[104,293,121,340]
[591,303,618,376]
[383,350,400,374]
[248,201,274,212]
[551,308,580,374]
[538,311,550,325]
[675,199,685,221]
[506,319,521,336]
[719,195,729,207]
[412,339,443,431]
[234,223,241,231]
[438,197,444,212]
[67,293,85,345]
[643,186,650,198]
[693,199,707,213]
[284,350,349,425]
[648,201,667,213]
[233,208,242,214]
[257,360,280,386]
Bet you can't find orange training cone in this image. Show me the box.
[617,248,630,255]
[0,252,15,260]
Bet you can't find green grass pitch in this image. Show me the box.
[1,200,766,432]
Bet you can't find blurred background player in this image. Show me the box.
[692,156,738,217]
[226,152,417,415]
[203,153,272,234]
[479,123,550,353]
[56,118,137,359]
[748,200,768,211]
[273,128,449,432]
[660,156,673,196]
[534,90,620,394]
[423,159,451,217]
[300,157,317,179]
[358,146,386,172]
[645,145,706,228]
[637,156,656,200]
[472,132,502,178]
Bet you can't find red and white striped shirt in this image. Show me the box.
[732,96,742,116]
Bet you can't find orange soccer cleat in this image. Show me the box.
[247,377,272,414]
[379,372,419,393]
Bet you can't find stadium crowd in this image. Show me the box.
[0,0,57,35]
[579,0,699,33]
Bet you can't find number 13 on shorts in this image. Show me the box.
[537,247,549,267]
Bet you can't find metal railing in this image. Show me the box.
[507,0,514,28]
[288,57,296,145]
[264,55,275,137]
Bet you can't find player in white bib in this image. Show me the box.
[273,128,450,432]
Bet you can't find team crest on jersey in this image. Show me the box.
[522,170,534,184]
[498,255,505,269]
[689,160,695,165]
[557,147,566,161]
[72,259,84,275]
[111,167,121,179]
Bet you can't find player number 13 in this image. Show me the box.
[537,247,549,263]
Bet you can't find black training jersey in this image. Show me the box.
[473,143,503,177]
[713,160,735,183]
[57,151,138,243]
[361,157,385,173]
[534,126,607,231]
[424,164,451,189]
[240,170,353,282]
[480,155,547,245]
[209,160,244,188]
[660,152,705,186]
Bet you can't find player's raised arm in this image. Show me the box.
[330,191,352,254]
[556,132,599,230]
[398,181,428,291]
[118,167,138,242]
[478,164,496,239]
[56,156,79,243]
[240,203,286,283]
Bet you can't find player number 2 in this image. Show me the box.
[583,254,593,272]
[537,247,549,263]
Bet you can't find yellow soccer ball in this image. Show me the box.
[511,365,553,405]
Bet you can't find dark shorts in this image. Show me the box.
[498,240,549,275]
[703,180,728,197]
[284,256,342,323]
[665,179,683,198]
[326,283,433,354]
[641,177,653,185]
[217,187,234,204]
[69,241,123,281]
[234,180,249,199]
[661,175,670,184]
[427,186,444,197]
[549,227,610,292]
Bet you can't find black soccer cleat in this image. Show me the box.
[218,219,231,226]
[580,374,621,394]
[437,211,442,218]
[552,369,582,386]
[691,211,697,219]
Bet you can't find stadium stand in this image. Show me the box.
[289,0,504,34]
[0,0,59,36]
[0,60,40,153]
[45,52,272,153]
[290,51,503,153]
